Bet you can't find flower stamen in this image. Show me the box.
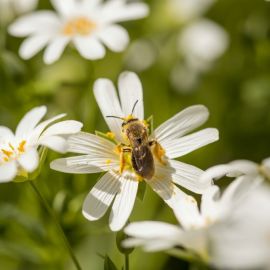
[63,17,96,36]
[18,140,26,153]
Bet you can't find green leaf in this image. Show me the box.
[137,181,147,202]
[116,229,134,255]
[104,255,118,270]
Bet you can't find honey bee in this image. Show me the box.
[107,100,158,180]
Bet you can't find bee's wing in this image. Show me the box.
[132,146,148,173]
[132,146,154,179]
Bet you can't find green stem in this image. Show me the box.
[29,181,82,270]
[125,253,129,270]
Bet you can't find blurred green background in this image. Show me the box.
[1,0,270,269]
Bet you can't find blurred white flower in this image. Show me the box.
[201,158,270,184]
[167,0,215,23]
[178,19,229,72]
[124,176,269,268]
[124,39,157,72]
[50,71,218,231]
[210,183,270,269]
[0,106,83,183]
[0,0,38,25]
[8,0,149,64]
[170,63,200,94]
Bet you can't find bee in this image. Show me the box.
[107,100,156,180]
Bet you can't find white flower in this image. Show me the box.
[124,176,267,268]
[167,0,215,23]
[178,19,229,72]
[0,0,38,25]
[0,106,83,183]
[201,158,270,184]
[51,71,219,231]
[8,0,149,64]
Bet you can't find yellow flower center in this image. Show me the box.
[1,140,26,163]
[63,17,96,36]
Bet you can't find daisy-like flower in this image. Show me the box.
[50,71,219,231]
[124,176,268,268]
[8,0,149,64]
[0,106,83,183]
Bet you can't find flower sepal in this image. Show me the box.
[116,228,134,255]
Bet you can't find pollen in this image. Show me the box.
[152,141,166,165]
[106,159,112,165]
[63,17,96,36]
[2,149,13,158]
[106,132,116,140]
[18,140,26,153]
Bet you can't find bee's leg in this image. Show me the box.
[119,146,131,174]
[149,140,166,165]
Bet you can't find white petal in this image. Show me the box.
[19,34,51,60]
[146,171,202,229]
[67,132,118,159]
[163,128,219,159]
[201,160,258,184]
[118,71,144,119]
[29,113,66,144]
[15,106,47,138]
[100,2,149,24]
[39,136,68,153]
[8,11,60,37]
[228,160,258,176]
[93,79,123,140]
[73,36,105,60]
[200,185,220,219]
[50,157,104,174]
[98,25,129,52]
[43,36,70,64]
[154,105,209,143]
[124,221,182,251]
[164,160,210,194]
[125,221,181,239]
[18,148,39,172]
[82,171,121,221]
[109,172,138,231]
[51,0,76,17]
[219,175,263,210]
[0,127,14,141]
[0,161,17,183]
[39,120,82,139]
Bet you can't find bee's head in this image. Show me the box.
[106,100,140,132]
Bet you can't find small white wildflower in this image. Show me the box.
[124,177,270,269]
[51,71,219,231]
[8,0,149,64]
[0,106,82,182]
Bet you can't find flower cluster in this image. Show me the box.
[2,1,270,269]
[0,106,82,182]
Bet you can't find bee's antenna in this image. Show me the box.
[131,100,139,115]
[106,115,124,120]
